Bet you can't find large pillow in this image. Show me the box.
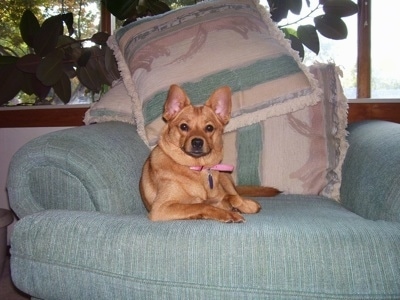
[222,63,348,201]
[84,80,135,125]
[108,0,322,147]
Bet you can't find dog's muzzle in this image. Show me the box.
[184,138,209,157]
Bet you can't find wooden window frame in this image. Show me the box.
[1,0,399,128]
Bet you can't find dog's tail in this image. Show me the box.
[236,186,281,197]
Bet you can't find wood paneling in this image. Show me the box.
[1,103,400,128]
[357,0,371,98]
[348,102,400,123]
[0,106,88,128]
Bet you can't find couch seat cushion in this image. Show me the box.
[11,195,400,299]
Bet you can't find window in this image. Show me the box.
[1,0,399,128]
[261,0,399,100]
[0,0,102,106]
[370,0,400,98]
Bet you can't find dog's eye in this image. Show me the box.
[205,125,214,132]
[180,123,189,131]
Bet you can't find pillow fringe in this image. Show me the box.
[107,35,150,147]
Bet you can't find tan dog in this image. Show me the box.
[139,85,279,223]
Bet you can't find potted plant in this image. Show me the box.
[0,0,357,106]
[0,0,170,106]
[267,0,358,59]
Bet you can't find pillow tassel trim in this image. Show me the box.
[107,35,149,147]
[253,0,323,104]
[220,0,323,133]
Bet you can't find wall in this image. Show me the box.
[0,127,71,244]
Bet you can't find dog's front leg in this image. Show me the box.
[218,173,261,214]
[149,200,245,223]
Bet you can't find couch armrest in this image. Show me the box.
[7,122,150,218]
[340,120,400,222]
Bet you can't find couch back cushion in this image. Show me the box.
[108,0,322,146]
[105,0,348,200]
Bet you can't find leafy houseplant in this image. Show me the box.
[0,10,120,106]
[0,0,357,106]
[0,0,171,106]
[268,0,359,59]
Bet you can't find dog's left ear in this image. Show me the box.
[205,86,232,125]
[163,85,191,121]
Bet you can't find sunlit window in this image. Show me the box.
[371,0,400,98]
[260,0,358,99]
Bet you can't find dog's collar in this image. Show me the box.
[189,164,234,190]
[189,164,234,172]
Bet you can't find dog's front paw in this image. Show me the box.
[222,211,245,223]
[235,198,261,214]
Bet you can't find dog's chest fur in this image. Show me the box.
[150,147,224,201]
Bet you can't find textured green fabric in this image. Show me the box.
[237,123,262,185]
[341,121,400,222]
[8,120,400,299]
[11,196,400,300]
[7,122,150,218]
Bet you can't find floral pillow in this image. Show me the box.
[108,0,322,147]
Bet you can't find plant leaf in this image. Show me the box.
[314,14,348,40]
[32,78,51,100]
[91,32,110,46]
[288,0,302,15]
[268,0,289,22]
[16,54,41,73]
[288,34,305,60]
[53,72,72,103]
[33,15,64,56]
[36,49,64,86]
[0,64,24,105]
[323,0,359,17]
[62,12,75,36]
[297,25,320,54]
[101,0,139,20]
[19,10,40,49]
[0,56,19,66]
[104,45,120,81]
[77,49,92,67]
[145,0,171,15]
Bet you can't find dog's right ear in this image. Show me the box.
[163,85,191,121]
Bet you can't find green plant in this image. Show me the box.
[101,0,170,25]
[0,10,120,106]
[268,0,358,59]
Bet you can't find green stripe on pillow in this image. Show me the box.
[236,123,262,185]
[143,55,302,125]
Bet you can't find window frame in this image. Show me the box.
[1,0,399,128]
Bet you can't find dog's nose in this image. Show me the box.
[191,138,204,149]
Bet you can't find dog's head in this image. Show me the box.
[158,84,232,167]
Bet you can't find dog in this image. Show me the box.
[139,85,279,223]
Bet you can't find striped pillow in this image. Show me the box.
[223,63,348,200]
[108,0,322,147]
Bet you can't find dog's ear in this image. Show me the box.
[205,86,232,125]
[163,85,191,121]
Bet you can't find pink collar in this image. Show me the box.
[189,164,234,172]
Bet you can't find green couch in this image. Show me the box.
[7,120,400,299]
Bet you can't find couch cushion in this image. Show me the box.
[222,63,348,200]
[107,0,348,200]
[108,0,322,147]
[84,80,135,125]
[11,196,400,299]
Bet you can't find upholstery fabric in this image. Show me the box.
[7,122,149,218]
[84,80,136,125]
[108,0,322,147]
[341,121,400,222]
[106,0,349,199]
[11,196,400,300]
[221,63,348,199]
[7,120,400,299]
